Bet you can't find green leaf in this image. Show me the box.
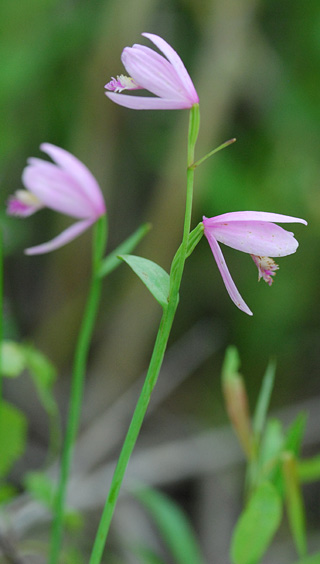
[284,412,307,457]
[134,487,206,564]
[258,419,284,482]
[231,481,282,564]
[98,223,151,278]
[1,341,58,417]
[282,452,307,558]
[0,340,26,377]
[273,414,307,496]
[119,255,170,309]
[0,401,27,478]
[221,346,241,379]
[293,553,320,564]
[253,360,276,441]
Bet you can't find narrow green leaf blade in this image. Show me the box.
[285,412,307,457]
[120,255,170,308]
[98,223,151,278]
[253,360,276,440]
[0,401,27,478]
[258,419,284,482]
[135,487,206,564]
[231,481,282,564]
[282,452,307,558]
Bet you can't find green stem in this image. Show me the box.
[192,137,236,169]
[49,215,108,564]
[89,104,200,564]
[0,228,3,411]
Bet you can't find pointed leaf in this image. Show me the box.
[120,255,170,308]
[0,401,27,478]
[134,487,206,564]
[285,412,307,457]
[231,481,282,564]
[253,360,276,441]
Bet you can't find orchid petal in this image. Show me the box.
[142,33,198,104]
[22,163,93,219]
[105,92,189,110]
[25,219,94,255]
[207,211,307,225]
[106,33,198,111]
[122,46,186,100]
[205,231,253,316]
[40,143,106,216]
[207,221,299,257]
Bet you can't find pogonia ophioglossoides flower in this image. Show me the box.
[7,143,106,255]
[105,32,199,110]
[203,211,307,316]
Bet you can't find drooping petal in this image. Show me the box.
[40,143,106,217]
[142,33,199,104]
[205,220,300,257]
[105,92,189,110]
[25,219,94,255]
[207,211,307,225]
[205,230,253,316]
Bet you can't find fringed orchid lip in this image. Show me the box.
[105,33,199,110]
[7,143,106,255]
[203,211,307,315]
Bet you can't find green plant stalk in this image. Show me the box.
[0,228,3,411]
[89,104,200,564]
[49,214,108,564]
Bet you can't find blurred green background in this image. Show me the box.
[1,0,320,561]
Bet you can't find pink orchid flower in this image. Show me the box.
[203,211,307,316]
[105,32,199,110]
[7,143,106,255]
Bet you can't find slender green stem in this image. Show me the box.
[49,215,108,564]
[89,104,200,564]
[0,228,3,410]
[192,137,236,169]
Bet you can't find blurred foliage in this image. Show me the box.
[1,0,320,559]
[2,0,318,397]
